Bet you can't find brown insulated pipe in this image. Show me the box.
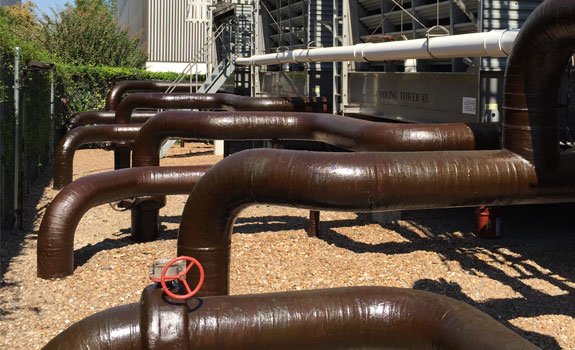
[131,111,501,166]
[49,110,502,246]
[113,93,327,169]
[176,149,575,296]
[502,0,575,172]
[69,80,193,129]
[68,111,155,129]
[45,303,142,349]
[129,111,500,242]
[44,286,538,349]
[175,0,575,296]
[37,165,209,279]
[114,94,327,124]
[105,80,194,110]
[53,124,143,189]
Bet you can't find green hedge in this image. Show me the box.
[57,64,200,120]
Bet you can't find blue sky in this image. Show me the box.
[33,0,70,16]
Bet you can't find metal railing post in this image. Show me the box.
[13,47,22,228]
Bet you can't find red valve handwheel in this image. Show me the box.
[160,256,205,300]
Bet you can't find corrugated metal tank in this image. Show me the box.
[116,0,209,65]
[147,0,208,63]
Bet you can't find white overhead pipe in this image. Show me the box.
[234,29,519,66]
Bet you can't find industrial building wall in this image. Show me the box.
[259,0,544,72]
[345,0,544,122]
[147,0,208,64]
[116,0,208,72]
[258,0,334,102]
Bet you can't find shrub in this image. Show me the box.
[57,64,193,117]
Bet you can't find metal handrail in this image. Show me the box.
[165,22,228,93]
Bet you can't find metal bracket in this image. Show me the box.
[425,25,450,58]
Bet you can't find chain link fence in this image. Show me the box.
[1,55,62,229]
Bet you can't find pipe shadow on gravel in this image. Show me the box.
[74,225,179,267]
[75,214,322,266]
[412,278,563,350]
[161,143,214,158]
[0,170,52,317]
[1,171,52,281]
[319,206,573,350]
[233,215,318,234]
[162,150,214,158]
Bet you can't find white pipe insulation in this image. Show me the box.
[234,29,519,66]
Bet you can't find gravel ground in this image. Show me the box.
[1,141,574,349]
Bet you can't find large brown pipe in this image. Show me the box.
[177,149,575,296]
[52,111,502,246]
[129,111,500,241]
[113,93,327,169]
[114,93,327,124]
[53,124,143,189]
[131,111,501,167]
[37,165,209,279]
[105,80,194,110]
[44,304,142,349]
[176,0,575,296]
[68,111,155,129]
[502,0,575,172]
[44,286,537,349]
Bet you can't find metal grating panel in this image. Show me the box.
[481,0,544,71]
[482,0,542,30]
[358,0,479,38]
[260,0,333,70]
[147,0,208,63]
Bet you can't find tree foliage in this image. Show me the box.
[40,0,146,68]
[0,2,52,63]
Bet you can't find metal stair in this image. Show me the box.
[159,61,236,158]
[197,59,236,93]
[165,22,228,94]
[453,0,478,27]
[160,1,254,158]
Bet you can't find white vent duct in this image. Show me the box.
[235,29,519,66]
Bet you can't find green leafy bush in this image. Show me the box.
[57,64,195,117]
